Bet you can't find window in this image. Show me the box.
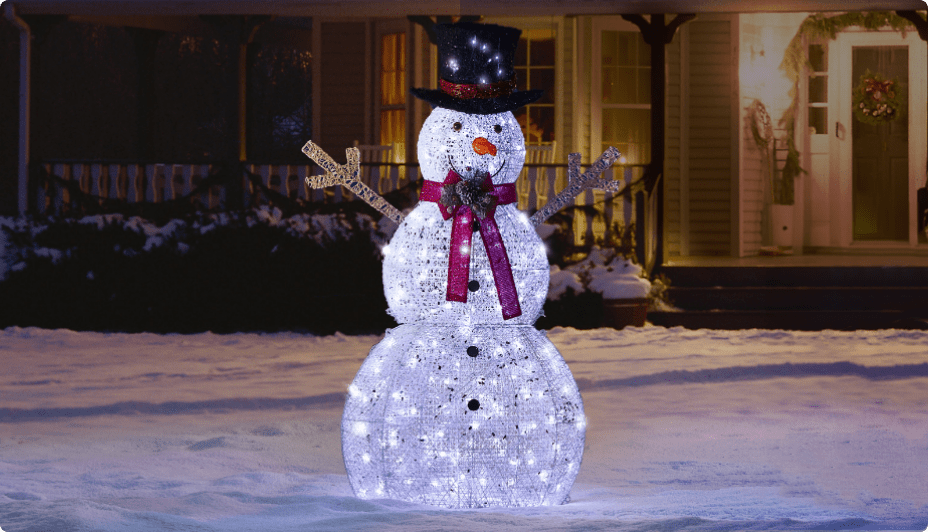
[600,31,650,163]
[514,29,556,145]
[379,32,406,162]
[807,42,828,135]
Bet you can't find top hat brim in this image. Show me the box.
[410,87,544,115]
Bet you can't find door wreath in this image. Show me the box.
[853,69,903,125]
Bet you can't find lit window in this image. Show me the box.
[600,31,650,163]
[380,33,406,162]
[514,30,556,146]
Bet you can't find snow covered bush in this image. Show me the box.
[536,215,673,329]
[550,246,651,301]
[0,206,394,334]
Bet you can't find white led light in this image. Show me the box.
[352,421,369,437]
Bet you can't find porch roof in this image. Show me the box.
[9,0,927,17]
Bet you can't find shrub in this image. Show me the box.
[0,206,395,335]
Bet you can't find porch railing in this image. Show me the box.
[32,160,654,254]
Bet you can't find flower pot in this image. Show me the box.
[602,297,648,329]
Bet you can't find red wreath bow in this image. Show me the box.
[864,78,895,100]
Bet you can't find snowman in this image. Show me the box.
[303,22,621,508]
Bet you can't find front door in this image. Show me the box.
[830,30,927,247]
[851,46,908,241]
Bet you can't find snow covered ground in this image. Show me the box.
[1,325,927,531]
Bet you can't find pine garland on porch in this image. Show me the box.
[777,11,918,204]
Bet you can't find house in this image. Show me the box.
[3,1,927,274]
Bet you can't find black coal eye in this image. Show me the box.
[453,122,462,131]
[493,124,502,134]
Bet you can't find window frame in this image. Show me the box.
[374,20,409,162]
[514,29,558,146]
[591,17,651,164]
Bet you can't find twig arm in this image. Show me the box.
[302,141,405,226]
[530,147,623,226]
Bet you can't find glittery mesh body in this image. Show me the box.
[340,105,585,509]
[341,324,586,508]
[383,202,548,325]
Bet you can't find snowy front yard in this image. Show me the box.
[1,326,927,531]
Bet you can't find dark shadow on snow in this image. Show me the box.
[0,392,346,423]
[4,362,927,423]
[576,362,928,391]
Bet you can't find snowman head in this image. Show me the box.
[417,107,525,186]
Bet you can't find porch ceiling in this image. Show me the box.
[10,0,928,17]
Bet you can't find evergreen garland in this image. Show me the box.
[777,11,918,204]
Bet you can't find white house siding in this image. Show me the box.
[739,120,766,256]
[318,21,368,157]
[559,18,574,163]
[738,16,767,257]
[685,14,736,256]
[412,23,433,163]
[576,16,593,162]
[665,22,683,257]
[739,13,812,256]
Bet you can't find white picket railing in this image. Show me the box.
[38,161,646,247]
[40,162,222,210]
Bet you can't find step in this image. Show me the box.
[666,286,928,312]
[648,309,928,331]
[660,265,928,288]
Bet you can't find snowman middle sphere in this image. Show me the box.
[340,107,586,508]
[384,108,548,325]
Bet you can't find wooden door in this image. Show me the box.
[851,46,908,241]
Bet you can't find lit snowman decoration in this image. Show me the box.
[303,22,621,508]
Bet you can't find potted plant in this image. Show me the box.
[748,99,794,248]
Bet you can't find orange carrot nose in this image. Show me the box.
[472,137,497,156]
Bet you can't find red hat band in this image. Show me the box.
[439,77,517,100]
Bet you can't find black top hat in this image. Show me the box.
[410,22,543,115]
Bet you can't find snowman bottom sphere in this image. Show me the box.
[341,323,586,508]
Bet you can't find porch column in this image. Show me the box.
[5,11,65,215]
[3,4,30,216]
[202,15,270,208]
[621,14,695,270]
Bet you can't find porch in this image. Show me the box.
[666,249,928,267]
